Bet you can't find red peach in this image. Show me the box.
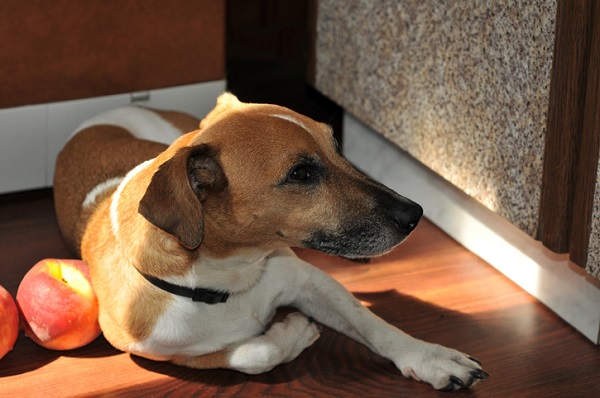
[0,284,19,359]
[16,259,101,350]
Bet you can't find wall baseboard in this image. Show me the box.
[344,113,600,344]
[0,80,226,195]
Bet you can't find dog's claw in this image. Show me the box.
[467,356,482,366]
[449,376,464,388]
[441,375,469,391]
[442,373,482,391]
[471,369,489,380]
[462,376,474,389]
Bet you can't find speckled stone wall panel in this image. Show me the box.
[314,0,556,236]
[587,164,600,278]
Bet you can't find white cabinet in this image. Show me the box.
[0,80,225,194]
[0,105,47,193]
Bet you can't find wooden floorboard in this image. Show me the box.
[0,190,599,397]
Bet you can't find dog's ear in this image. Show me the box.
[139,144,226,250]
[216,92,242,109]
[200,92,243,129]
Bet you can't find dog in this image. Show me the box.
[54,93,488,391]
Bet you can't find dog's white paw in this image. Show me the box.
[394,342,488,391]
[229,312,319,374]
[274,312,321,363]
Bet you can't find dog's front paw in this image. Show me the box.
[229,312,320,374]
[395,342,488,391]
[271,312,321,364]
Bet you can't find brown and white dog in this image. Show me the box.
[54,93,487,391]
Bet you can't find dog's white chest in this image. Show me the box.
[131,249,310,358]
[143,297,271,356]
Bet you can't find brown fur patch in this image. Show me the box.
[57,109,202,347]
[82,199,173,345]
[54,126,169,255]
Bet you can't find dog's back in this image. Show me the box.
[54,106,199,256]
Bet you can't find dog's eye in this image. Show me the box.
[281,157,324,187]
[289,166,311,181]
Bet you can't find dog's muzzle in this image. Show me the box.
[303,192,423,258]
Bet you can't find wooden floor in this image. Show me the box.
[0,190,599,397]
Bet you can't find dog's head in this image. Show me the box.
[139,93,422,259]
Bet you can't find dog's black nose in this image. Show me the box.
[394,202,423,234]
[369,182,424,235]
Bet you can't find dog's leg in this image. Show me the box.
[292,261,488,391]
[172,312,319,374]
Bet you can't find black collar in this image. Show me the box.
[138,271,229,304]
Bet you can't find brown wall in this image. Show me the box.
[0,0,225,109]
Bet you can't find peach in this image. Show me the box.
[0,284,19,359]
[16,259,101,350]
